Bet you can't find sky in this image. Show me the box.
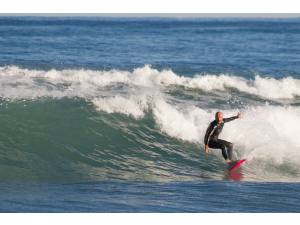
[1,13,300,18]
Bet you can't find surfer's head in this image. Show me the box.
[215,111,224,122]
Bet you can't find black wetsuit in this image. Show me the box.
[204,116,238,160]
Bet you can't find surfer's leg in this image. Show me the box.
[227,142,233,160]
[208,140,228,160]
[218,139,233,161]
[221,147,228,160]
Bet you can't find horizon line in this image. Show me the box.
[0,13,300,18]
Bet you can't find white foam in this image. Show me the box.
[91,93,300,170]
[223,106,300,163]
[1,65,300,100]
[152,99,208,142]
[92,95,148,119]
[156,103,300,181]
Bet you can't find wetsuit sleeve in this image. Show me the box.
[223,116,238,123]
[204,122,215,145]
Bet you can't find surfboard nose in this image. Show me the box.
[228,159,247,172]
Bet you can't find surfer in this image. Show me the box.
[204,112,242,163]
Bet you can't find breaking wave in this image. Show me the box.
[0,65,299,182]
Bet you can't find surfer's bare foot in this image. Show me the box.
[226,160,232,163]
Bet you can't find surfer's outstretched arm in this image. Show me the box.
[224,112,242,123]
[223,116,238,123]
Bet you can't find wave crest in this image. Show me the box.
[0,65,300,100]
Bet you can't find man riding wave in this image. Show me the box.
[204,112,242,163]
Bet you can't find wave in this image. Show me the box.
[0,65,300,182]
[1,98,300,182]
[1,65,300,100]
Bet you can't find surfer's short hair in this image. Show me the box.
[215,111,222,121]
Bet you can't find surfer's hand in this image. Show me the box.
[237,112,242,118]
[205,145,210,154]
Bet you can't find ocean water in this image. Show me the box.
[0,16,300,212]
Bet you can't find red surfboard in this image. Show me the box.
[227,159,246,172]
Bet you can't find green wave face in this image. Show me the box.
[0,99,218,182]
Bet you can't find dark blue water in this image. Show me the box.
[0,16,300,212]
[1,17,300,77]
[1,181,299,212]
